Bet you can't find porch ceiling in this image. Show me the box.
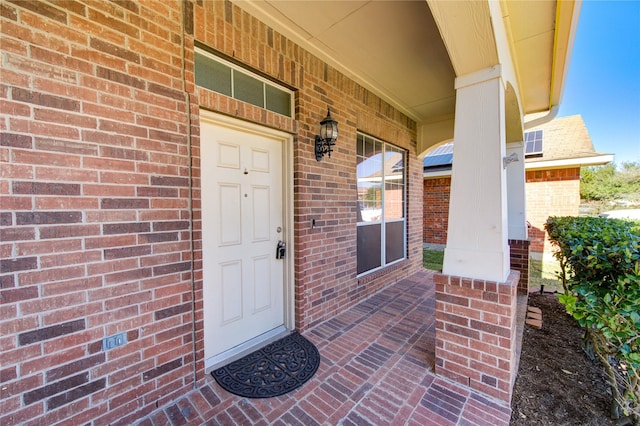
[236,0,456,123]
[236,0,563,124]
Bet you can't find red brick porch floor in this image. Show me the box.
[139,270,511,425]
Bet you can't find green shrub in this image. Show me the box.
[546,216,640,423]
[545,216,639,292]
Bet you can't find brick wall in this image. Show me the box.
[424,167,581,259]
[423,176,450,245]
[1,1,422,424]
[435,271,521,403]
[509,239,530,294]
[525,168,580,257]
[1,1,195,425]
[192,1,422,347]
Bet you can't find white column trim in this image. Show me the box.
[443,71,510,283]
[506,141,528,241]
[455,65,503,90]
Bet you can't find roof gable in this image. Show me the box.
[525,115,609,163]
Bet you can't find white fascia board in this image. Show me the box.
[424,153,613,178]
[423,153,613,178]
[525,154,614,170]
[423,170,452,179]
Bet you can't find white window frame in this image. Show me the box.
[356,132,407,276]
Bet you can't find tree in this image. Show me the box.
[581,162,640,202]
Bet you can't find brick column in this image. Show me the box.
[509,239,530,295]
[435,270,520,403]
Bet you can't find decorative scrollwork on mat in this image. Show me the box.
[212,332,320,398]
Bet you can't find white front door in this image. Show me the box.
[201,115,288,369]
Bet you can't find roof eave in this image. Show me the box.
[423,169,452,179]
[549,0,582,108]
[424,153,614,178]
[525,154,614,171]
[523,0,582,128]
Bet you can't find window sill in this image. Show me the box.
[357,259,407,285]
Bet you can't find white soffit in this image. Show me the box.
[235,0,573,123]
[234,0,456,123]
[505,0,560,114]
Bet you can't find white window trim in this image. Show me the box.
[356,133,407,277]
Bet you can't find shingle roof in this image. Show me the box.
[525,114,611,163]
[423,114,612,171]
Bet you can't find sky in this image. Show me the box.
[557,0,640,165]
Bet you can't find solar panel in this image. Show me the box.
[428,143,454,156]
[423,143,454,168]
[524,130,543,156]
[423,153,453,168]
[423,133,543,169]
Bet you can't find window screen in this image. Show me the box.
[194,49,293,118]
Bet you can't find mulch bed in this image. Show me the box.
[511,293,615,425]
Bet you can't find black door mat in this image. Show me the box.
[211,332,320,398]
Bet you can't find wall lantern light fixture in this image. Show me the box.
[315,107,338,161]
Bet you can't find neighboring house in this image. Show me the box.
[1,1,580,424]
[423,114,613,261]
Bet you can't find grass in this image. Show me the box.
[423,249,444,271]
[423,248,565,293]
[528,258,564,293]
